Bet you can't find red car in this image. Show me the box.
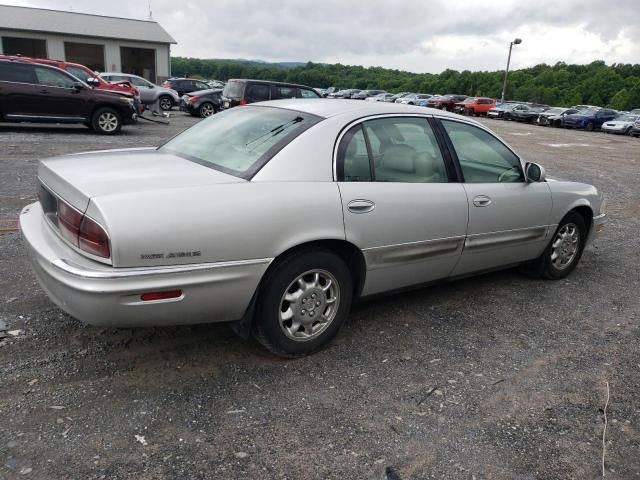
[453,97,496,116]
[0,55,143,113]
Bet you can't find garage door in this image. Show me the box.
[64,42,105,71]
[120,47,156,83]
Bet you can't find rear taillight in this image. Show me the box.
[239,99,248,105]
[55,198,110,258]
[79,216,110,258]
[188,96,199,103]
[57,199,82,244]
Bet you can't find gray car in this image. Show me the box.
[99,72,179,111]
[20,100,606,356]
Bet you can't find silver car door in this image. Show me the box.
[438,118,553,276]
[337,115,469,296]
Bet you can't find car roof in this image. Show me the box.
[255,98,478,123]
[101,72,139,77]
[227,78,316,89]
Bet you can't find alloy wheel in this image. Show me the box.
[550,223,580,270]
[200,103,214,117]
[98,112,118,132]
[278,269,340,341]
[159,97,172,110]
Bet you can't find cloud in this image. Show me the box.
[2,0,639,72]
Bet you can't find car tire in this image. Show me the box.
[91,107,122,135]
[159,95,173,111]
[585,122,594,132]
[521,212,587,280]
[504,113,512,121]
[198,102,216,118]
[253,249,353,357]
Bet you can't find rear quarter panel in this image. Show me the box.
[87,182,345,267]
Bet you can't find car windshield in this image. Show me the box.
[545,108,565,115]
[579,109,599,115]
[160,106,319,178]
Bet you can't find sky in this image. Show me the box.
[2,0,639,73]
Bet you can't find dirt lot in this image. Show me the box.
[1,110,639,480]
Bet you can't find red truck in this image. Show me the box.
[0,55,143,113]
[453,97,496,116]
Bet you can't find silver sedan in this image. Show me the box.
[20,100,607,356]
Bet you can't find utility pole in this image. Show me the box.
[500,38,522,104]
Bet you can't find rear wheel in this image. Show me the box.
[198,102,216,118]
[91,107,122,135]
[253,249,353,357]
[522,212,587,279]
[159,95,173,111]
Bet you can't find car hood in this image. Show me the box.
[38,148,243,212]
[603,120,632,127]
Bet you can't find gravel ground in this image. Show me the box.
[1,110,639,480]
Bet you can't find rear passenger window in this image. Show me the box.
[338,117,448,183]
[272,86,297,99]
[365,117,448,183]
[339,126,371,181]
[246,84,270,102]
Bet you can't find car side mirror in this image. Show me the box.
[525,162,546,183]
[72,81,86,91]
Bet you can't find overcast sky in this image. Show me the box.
[3,0,639,73]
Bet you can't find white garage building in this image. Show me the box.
[0,5,176,83]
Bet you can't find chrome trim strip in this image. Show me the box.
[51,257,273,279]
[465,225,548,251]
[363,235,465,268]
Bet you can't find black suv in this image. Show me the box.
[162,78,211,97]
[0,59,137,134]
[221,79,321,109]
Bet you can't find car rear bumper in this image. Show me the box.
[20,202,271,328]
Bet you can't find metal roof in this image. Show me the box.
[0,5,176,44]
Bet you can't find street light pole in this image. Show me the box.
[500,38,522,104]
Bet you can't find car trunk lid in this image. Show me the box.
[38,147,244,213]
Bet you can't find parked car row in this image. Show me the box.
[487,102,639,135]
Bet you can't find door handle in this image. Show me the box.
[40,89,50,94]
[473,195,492,207]
[347,199,375,214]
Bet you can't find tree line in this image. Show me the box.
[171,57,640,111]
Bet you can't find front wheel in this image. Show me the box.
[585,122,594,132]
[158,95,173,111]
[91,107,122,135]
[253,249,353,357]
[522,212,587,279]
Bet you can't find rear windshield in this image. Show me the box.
[223,80,244,99]
[160,106,320,178]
